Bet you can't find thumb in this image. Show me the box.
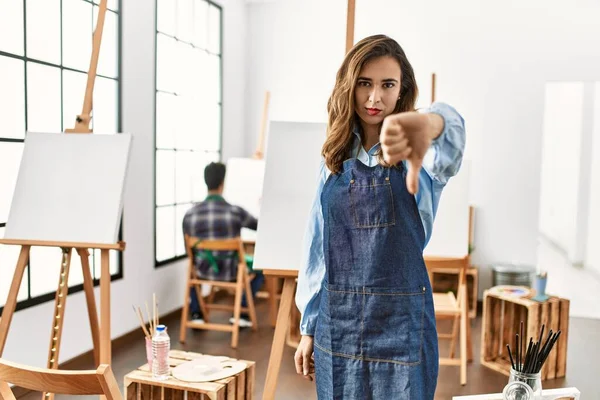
[406,158,422,194]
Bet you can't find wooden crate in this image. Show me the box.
[480,290,569,380]
[431,266,479,319]
[124,350,255,400]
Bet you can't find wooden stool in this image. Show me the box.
[480,289,570,380]
[426,256,473,386]
[430,266,479,319]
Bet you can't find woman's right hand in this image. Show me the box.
[294,335,315,381]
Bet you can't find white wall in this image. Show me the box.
[538,82,587,264]
[221,0,248,160]
[245,0,600,304]
[1,0,248,367]
[586,83,600,276]
[245,0,347,154]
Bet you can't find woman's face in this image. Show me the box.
[354,56,402,128]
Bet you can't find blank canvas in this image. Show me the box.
[4,132,132,244]
[423,160,471,258]
[253,121,470,270]
[223,157,265,219]
[252,121,326,271]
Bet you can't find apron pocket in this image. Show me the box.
[316,284,363,357]
[350,180,395,228]
[361,285,426,365]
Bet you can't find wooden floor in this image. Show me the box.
[18,299,599,400]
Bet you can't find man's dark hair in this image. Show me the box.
[204,162,226,190]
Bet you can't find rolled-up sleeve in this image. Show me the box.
[296,159,328,336]
[421,102,466,185]
[413,102,466,247]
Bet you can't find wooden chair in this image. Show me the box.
[0,358,121,400]
[180,235,258,348]
[425,255,472,386]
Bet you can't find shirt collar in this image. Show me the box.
[205,194,225,202]
[352,123,381,156]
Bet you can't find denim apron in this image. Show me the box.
[314,157,439,399]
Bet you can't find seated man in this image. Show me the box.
[182,162,264,328]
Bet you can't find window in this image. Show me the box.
[155,0,222,265]
[0,0,121,312]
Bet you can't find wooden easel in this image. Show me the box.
[431,72,437,103]
[0,2,121,400]
[253,91,270,160]
[246,90,287,329]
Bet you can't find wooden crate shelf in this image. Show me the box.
[480,290,569,380]
[124,350,255,400]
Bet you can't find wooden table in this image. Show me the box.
[124,350,255,400]
[453,387,580,399]
[480,289,570,380]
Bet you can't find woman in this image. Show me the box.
[294,35,466,399]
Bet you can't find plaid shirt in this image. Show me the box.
[182,194,258,281]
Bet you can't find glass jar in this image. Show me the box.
[502,367,542,400]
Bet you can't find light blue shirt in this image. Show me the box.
[296,102,466,336]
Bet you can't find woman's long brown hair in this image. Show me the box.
[322,35,419,173]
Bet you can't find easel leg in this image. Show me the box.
[100,250,111,365]
[263,278,296,400]
[78,248,100,366]
[460,284,468,385]
[467,309,473,362]
[0,246,30,356]
[244,271,258,332]
[267,277,278,328]
[231,265,245,349]
[43,248,73,400]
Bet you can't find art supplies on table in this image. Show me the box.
[172,355,248,382]
[133,293,161,370]
[504,321,562,397]
[531,271,549,302]
[488,285,534,299]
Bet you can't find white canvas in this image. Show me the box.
[423,161,471,258]
[252,121,326,271]
[223,157,265,219]
[253,121,470,270]
[4,132,132,244]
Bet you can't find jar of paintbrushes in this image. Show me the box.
[133,294,160,370]
[503,321,562,400]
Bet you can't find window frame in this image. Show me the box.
[153,0,224,267]
[0,0,123,315]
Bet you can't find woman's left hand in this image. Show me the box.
[380,112,444,194]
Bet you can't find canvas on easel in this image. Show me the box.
[0,135,131,396]
[4,133,131,244]
[0,2,128,400]
[260,2,355,397]
[222,157,265,221]
[254,120,326,400]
